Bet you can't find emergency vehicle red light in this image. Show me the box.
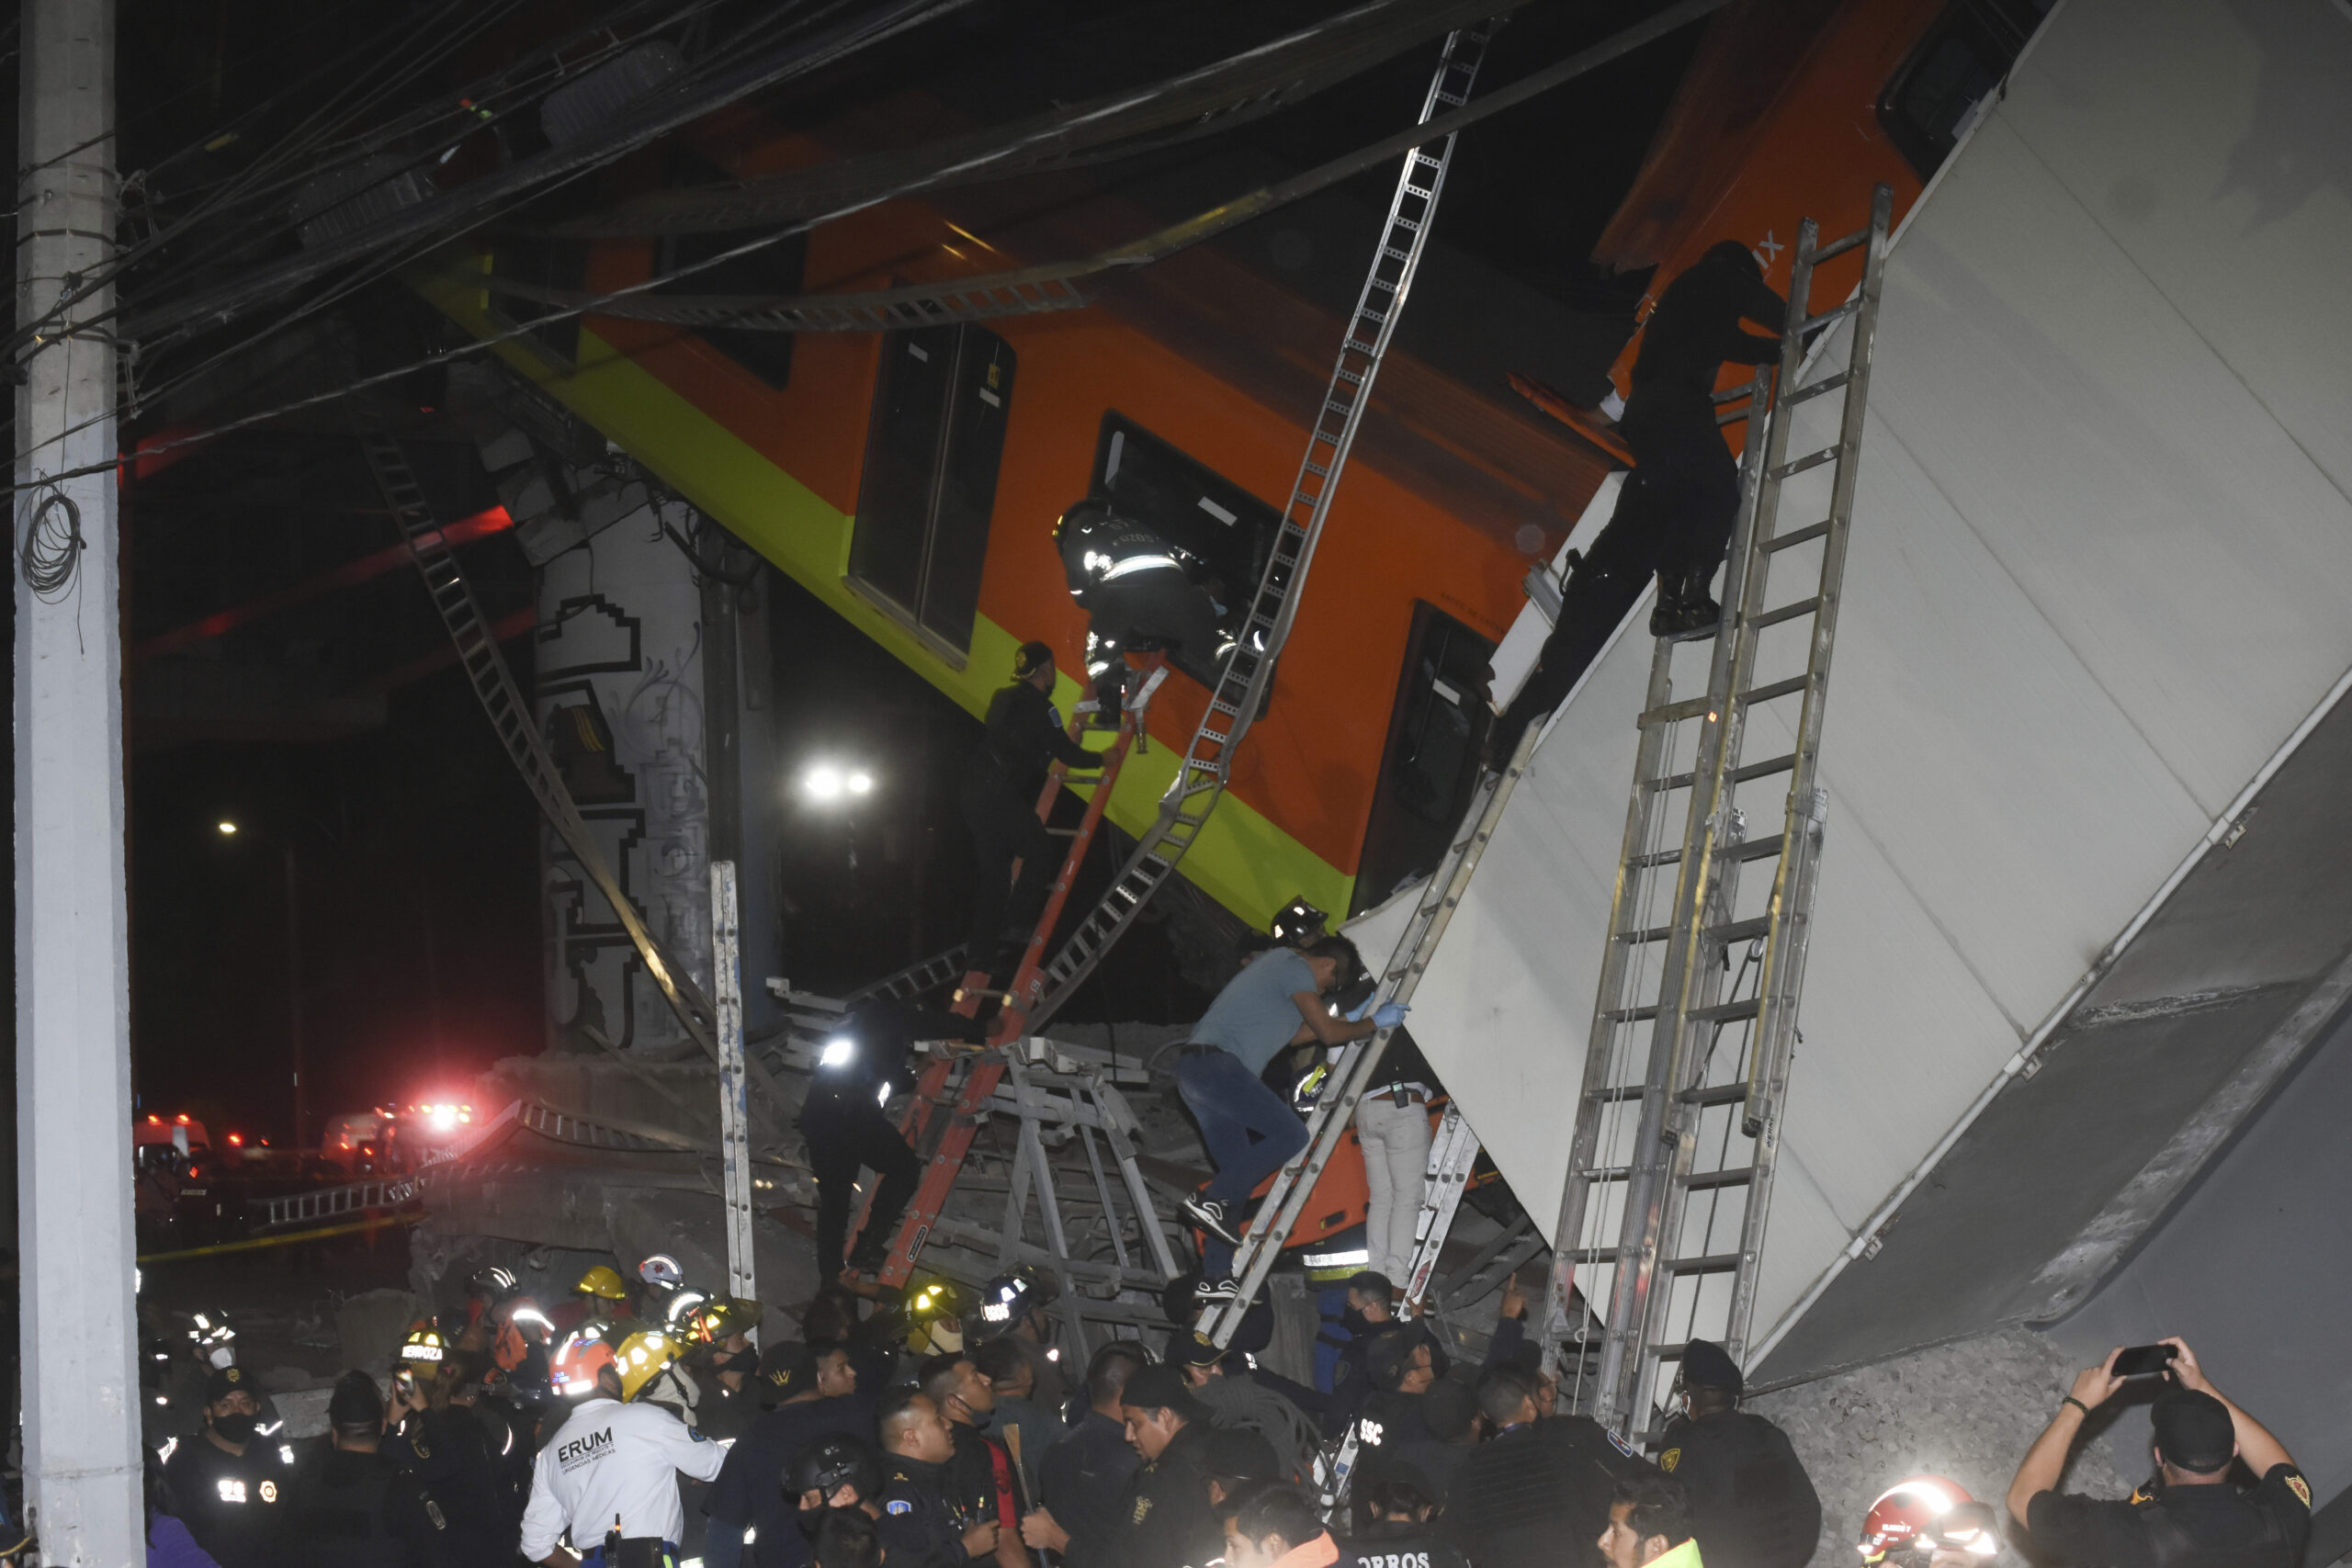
[227,1134,242,1145]
[175,1113,190,1123]
[146,1114,161,1124]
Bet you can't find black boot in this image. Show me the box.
[1646,572,1687,639]
[1662,569,1722,642]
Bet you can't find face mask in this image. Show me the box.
[212,1412,257,1443]
[1340,1306,1374,1337]
[965,1404,994,1432]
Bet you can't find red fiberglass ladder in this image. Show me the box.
[848,659,1168,1287]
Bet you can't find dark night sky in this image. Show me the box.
[6,0,1712,1149]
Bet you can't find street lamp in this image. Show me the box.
[218,819,304,1150]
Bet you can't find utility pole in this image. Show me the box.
[15,0,141,1561]
[285,843,305,1147]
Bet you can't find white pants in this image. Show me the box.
[1355,1092,1433,1282]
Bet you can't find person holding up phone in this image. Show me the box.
[2006,1337,2310,1568]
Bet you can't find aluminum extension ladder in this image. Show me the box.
[360,436,795,1133]
[1199,711,1542,1345]
[1008,21,1498,1038]
[1541,186,1894,1438]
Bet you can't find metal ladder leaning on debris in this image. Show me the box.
[359,435,797,1137]
[1197,704,1543,1346]
[1540,186,1894,1439]
[1001,19,1498,1038]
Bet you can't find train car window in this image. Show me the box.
[1876,0,2050,179]
[1353,603,1495,915]
[1090,412,1283,688]
[850,323,1015,655]
[654,150,805,389]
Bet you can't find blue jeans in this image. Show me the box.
[1175,1048,1309,1275]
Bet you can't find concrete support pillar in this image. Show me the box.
[13,0,142,1560]
[536,504,714,1052]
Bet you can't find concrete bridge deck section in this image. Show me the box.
[1354,0,2352,1463]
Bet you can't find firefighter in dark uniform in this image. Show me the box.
[1054,496,1232,715]
[959,640,1103,973]
[285,1371,456,1568]
[800,998,986,1280]
[2007,1337,2311,1568]
[385,1348,520,1568]
[1486,242,1789,764]
[1655,1339,1820,1568]
[877,1388,1001,1568]
[161,1363,298,1568]
[1109,1365,1223,1568]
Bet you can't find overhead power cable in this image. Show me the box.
[8,0,1727,490]
[474,0,1732,333]
[113,0,981,344]
[526,0,1510,237]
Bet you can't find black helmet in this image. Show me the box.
[787,1433,886,1502]
[1271,897,1328,946]
[977,1268,1057,1337]
[466,1266,518,1302]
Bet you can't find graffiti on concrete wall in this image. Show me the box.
[534,515,710,1053]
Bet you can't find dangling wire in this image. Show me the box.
[18,485,85,600]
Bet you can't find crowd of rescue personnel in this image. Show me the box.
[138,1232,2309,1568]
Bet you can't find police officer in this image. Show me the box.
[706,1343,871,1568]
[786,1434,891,1549]
[1341,1478,1469,1568]
[876,1388,1001,1567]
[918,1352,1030,1567]
[1654,1339,1820,1568]
[1020,1340,1151,1567]
[520,1331,728,1567]
[1106,1364,1222,1568]
[160,1362,297,1568]
[286,1370,456,1568]
[801,998,985,1279]
[2007,1337,2311,1568]
[959,640,1103,973]
[1441,1362,1651,1568]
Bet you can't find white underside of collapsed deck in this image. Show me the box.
[1351,0,2352,1358]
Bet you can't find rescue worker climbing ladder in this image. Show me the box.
[864,18,1499,1298]
[849,652,1167,1287]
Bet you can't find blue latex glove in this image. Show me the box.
[1373,1001,1409,1030]
[1343,996,1377,1022]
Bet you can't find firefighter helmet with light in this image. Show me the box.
[187,1312,238,1369]
[977,1269,1056,1337]
[398,1325,449,1366]
[614,1329,688,1403]
[638,1255,685,1290]
[662,1289,712,1335]
[902,1278,970,1354]
[682,1295,759,1345]
[1859,1478,2000,1565]
[550,1326,618,1398]
[574,1264,629,1302]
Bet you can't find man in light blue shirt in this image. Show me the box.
[1175,934,1407,1301]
